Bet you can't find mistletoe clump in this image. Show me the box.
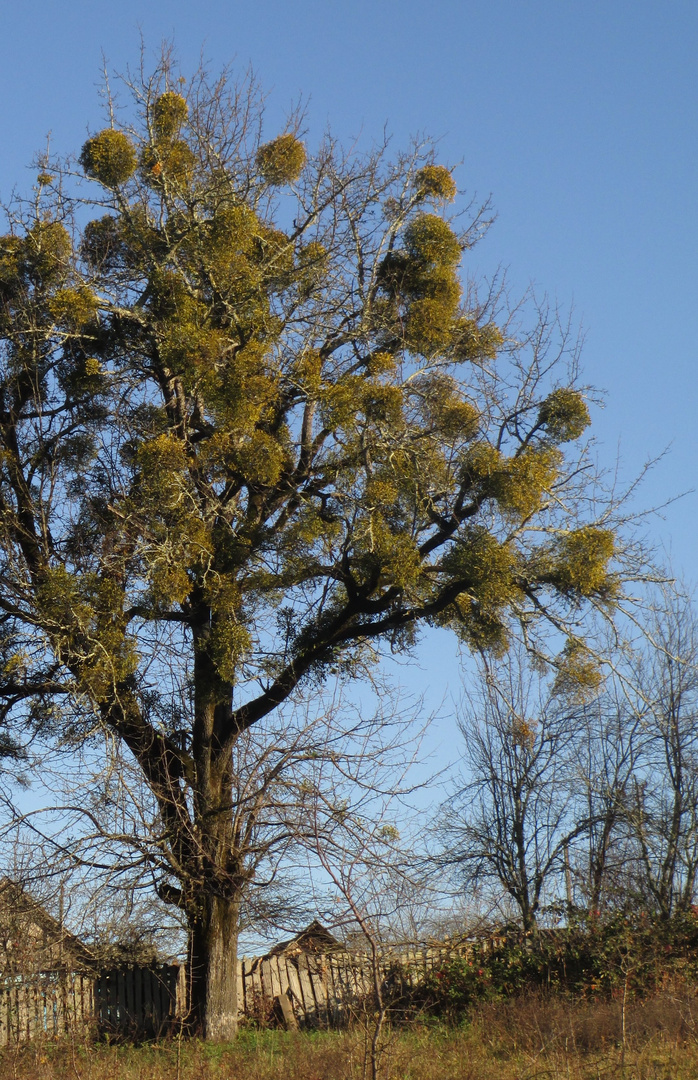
[256,133,307,185]
[79,129,137,187]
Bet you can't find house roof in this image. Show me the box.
[0,878,94,971]
[264,920,341,958]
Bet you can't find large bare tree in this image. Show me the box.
[0,49,627,1035]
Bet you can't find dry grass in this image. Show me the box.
[2,991,698,1079]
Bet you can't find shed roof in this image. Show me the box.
[264,920,340,958]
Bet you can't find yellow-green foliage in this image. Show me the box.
[136,433,189,507]
[81,216,121,269]
[297,240,326,266]
[210,204,258,249]
[296,240,327,295]
[0,235,25,317]
[149,564,191,608]
[320,376,364,431]
[321,376,406,432]
[378,213,464,354]
[232,429,289,487]
[143,518,213,609]
[364,475,399,508]
[140,139,196,187]
[404,213,461,268]
[80,129,137,187]
[165,140,197,183]
[15,76,618,717]
[552,638,603,700]
[292,351,323,395]
[23,221,71,286]
[199,205,294,337]
[159,321,226,381]
[207,208,263,291]
[140,91,195,189]
[82,208,161,273]
[276,504,343,578]
[459,443,561,518]
[459,442,503,482]
[48,287,98,329]
[256,133,306,185]
[118,207,162,269]
[452,318,504,363]
[493,446,562,518]
[406,297,459,351]
[546,526,616,598]
[358,513,421,590]
[362,382,404,425]
[254,224,294,280]
[414,164,457,202]
[203,353,280,435]
[419,265,462,306]
[538,387,591,442]
[203,574,242,614]
[147,268,192,321]
[83,358,102,376]
[200,574,252,681]
[209,620,252,682]
[457,602,510,654]
[36,567,137,700]
[412,373,480,440]
[437,399,479,440]
[367,351,398,376]
[0,235,23,283]
[438,528,519,652]
[443,528,517,609]
[152,91,188,139]
[131,435,229,611]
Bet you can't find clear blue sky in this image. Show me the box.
[0,1,695,732]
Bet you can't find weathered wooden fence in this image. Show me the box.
[94,965,185,1037]
[0,974,94,1045]
[0,939,503,1042]
[0,966,184,1044]
[238,938,503,1028]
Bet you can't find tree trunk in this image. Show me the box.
[188,891,240,1040]
[520,896,537,934]
[186,621,242,1039]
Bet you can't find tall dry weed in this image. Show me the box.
[0,996,698,1080]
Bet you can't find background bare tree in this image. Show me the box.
[570,687,641,914]
[625,585,698,918]
[438,650,585,931]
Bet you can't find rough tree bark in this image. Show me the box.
[189,893,240,1039]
